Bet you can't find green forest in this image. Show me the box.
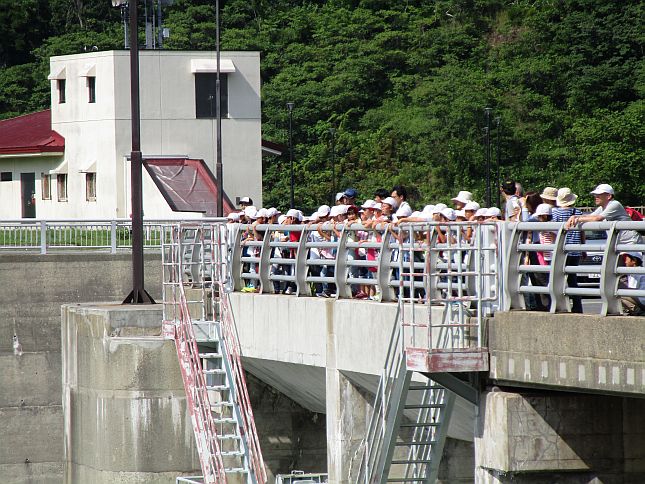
[1,0,643,211]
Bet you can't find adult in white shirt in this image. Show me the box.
[565,183,641,246]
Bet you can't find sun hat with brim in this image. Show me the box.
[590,183,615,196]
[239,196,251,204]
[381,197,398,208]
[244,206,258,218]
[373,203,383,211]
[475,208,488,218]
[540,187,558,201]
[430,203,448,215]
[361,199,377,209]
[464,201,480,211]
[266,207,280,218]
[227,212,240,221]
[455,209,466,218]
[316,205,331,217]
[441,208,457,221]
[329,205,344,217]
[556,188,578,207]
[278,215,287,224]
[485,207,502,218]
[451,191,473,204]
[335,192,345,202]
[623,252,643,262]
[535,203,552,216]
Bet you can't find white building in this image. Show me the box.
[0,50,263,219]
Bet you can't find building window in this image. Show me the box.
[195,73,228,118]
[41,174,51,200]
[0,172,12,182]
[87,76,96,103]
[57,79,66,104]
[57,174,68,201]
[86,173,96,201]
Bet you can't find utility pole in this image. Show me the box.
[215,0,223,216]
[484,107,492,207]
[113,0,155,304]
[287,102,295,209]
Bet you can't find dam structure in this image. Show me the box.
[1,218,644,483]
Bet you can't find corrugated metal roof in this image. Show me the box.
[0,110,65,155]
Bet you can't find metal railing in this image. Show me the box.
[0,218,221,254]
[503,220,645,315]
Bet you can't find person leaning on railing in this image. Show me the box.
[551,188,585,313]
[565,184,643,250]
[619,252,645,316]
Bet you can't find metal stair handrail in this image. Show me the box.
[172,231,227,483]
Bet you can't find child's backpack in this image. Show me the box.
[625,207,644,221]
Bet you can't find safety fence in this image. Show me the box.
[0,218,220,254]
[2,218,643,316]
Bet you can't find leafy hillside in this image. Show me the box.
[1,0,643,210]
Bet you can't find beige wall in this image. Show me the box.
[0,50,262,220]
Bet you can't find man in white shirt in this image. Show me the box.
[565,183,641,246]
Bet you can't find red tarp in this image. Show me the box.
[143,158,235,216]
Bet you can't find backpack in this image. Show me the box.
[625,207,644,221]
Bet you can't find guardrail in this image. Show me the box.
[0,218,222,254]
[222,219,643,316]
[227,221,499,305]
[503,220,645,315]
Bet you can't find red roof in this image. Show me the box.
[0,110,65,155]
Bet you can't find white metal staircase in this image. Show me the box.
[162,223,266,484]
[358,223,498,483]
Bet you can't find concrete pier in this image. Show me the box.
[62,303,199,483]
[475,390,645,483]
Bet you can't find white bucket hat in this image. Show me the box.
[451,191,473,204]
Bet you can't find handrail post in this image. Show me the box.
[334,224,351,299]
[257,224,273,294]
[503,222,523,311]
[294,226,310,296]
[599,223,621,316]
[110,221,117,254]
[549,224,569,313]
[230,224,244,292]
[40,221,47,254]
[377,225,395,302]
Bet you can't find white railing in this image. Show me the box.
[224,220,644,316]
[0,218,222,254]
[503,220,645,315]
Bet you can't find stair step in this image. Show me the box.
[400,422,439,427]
[394,440,437,446]
[217,434,241,441]
[209,401,234,408]
[386,478,429,482]
[404,404,443,409]
[224,467,249,474]
[221,450,245,457]
[199,352,222,358]
[205,385,229,391]
[202,368,226,374]
[391,459,433,464]
[213,417,237,424]
[409,385,442,390]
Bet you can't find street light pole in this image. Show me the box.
[495,116,501,208]
[484,107,492,207]
[115,0,154,304]
[215,0,223,217]
[329,127,336,205]
[287,102,294,209]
